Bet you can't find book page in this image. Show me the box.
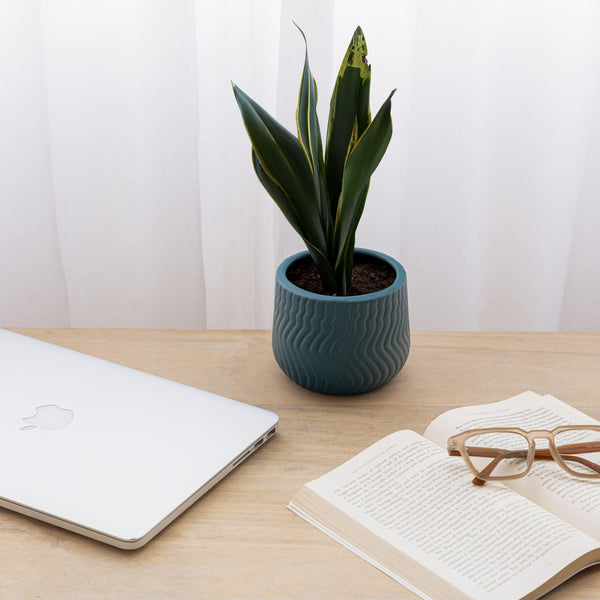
[296,430,598,600]
[424,391,600,540]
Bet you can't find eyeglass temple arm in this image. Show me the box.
[449,443,600,485]
[533,444,600,474]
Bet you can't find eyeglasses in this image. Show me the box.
[447,425,600,485]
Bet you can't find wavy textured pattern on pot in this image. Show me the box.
[272,249,410,395]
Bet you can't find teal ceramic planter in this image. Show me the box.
[272,249,410,395]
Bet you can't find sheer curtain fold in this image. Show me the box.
[2,1,600,330]
[0,1,70,326]
[195,0,281,329]
[3,0,206,328]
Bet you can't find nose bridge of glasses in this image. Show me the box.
[529,430,554,442]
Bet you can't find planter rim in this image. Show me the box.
[276,247,406,303]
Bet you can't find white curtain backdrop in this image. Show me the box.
[2,0,600,330]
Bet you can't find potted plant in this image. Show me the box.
[232,25,409,395]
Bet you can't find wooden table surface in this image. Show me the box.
[2,329,600,599]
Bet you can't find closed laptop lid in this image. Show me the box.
[0,329,278,549]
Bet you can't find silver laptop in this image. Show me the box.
[0,329,279,549]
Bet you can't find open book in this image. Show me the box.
[288,391,600,600]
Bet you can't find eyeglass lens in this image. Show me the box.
[554,429,600,475]
[465,431,530,479]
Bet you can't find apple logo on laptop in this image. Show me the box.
[20,404,74,431]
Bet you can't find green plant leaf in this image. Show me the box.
[232,82,328,253]
[305,245,338,293]
[324,26,371,223]
[295,25,333,259]
[251,149,336,292]
[250,150,306,238]
[233,83,312,200]
[295,25,320,177]
[333,89,396,289]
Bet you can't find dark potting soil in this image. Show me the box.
[286,254,396,296]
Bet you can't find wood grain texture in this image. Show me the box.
[3,329,600,599]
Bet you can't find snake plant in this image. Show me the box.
[233,25,394,296]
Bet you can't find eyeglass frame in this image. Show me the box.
[447,425,600,485]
